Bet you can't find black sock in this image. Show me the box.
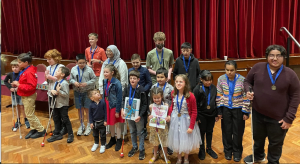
[24,118,28,121]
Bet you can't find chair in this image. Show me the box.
[36,64,47,72]
[66,63,76,71]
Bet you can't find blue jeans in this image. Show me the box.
[128,117,145,151]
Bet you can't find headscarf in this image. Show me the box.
[103,45,122,68]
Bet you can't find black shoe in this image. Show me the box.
[128,147,138,157]
[207,148,218,159]
[225,152,232,160]
[115,138,123,151]
[47,134,63,142]
[243,154,266,164]
[139,150,145,160]
[67,134,74,143]
[198,148,206,160]
[60,127,68,136]
[105,137,116,149]
[31,129,46,139]
[25,129,37,139]
[167,147,173,155]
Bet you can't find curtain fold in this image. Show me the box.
[2,0,300,60]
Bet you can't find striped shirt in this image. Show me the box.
[216,74,250,113]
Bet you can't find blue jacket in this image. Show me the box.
[103,77,122,113]
[128,66,152,92]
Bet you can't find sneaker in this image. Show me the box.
[207,148,218,159]
[244,154,266,164]
[100,145,106,153]
[24,120,30,129]
[77,124,85,136]
[105,137,116,149]
[31,129,46,139]
[47,134,63,142]
[67,134,74,143]
[198,148,206,160]
[91,143,99,152]
[115,138,123,151]
[225,152,232,160]
[12,120,21,131]
[167,147,173,155]
[139,150,145,160]
[84,124,92,136]
[128,147,138,157]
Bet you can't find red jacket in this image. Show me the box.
[168,91,197,130]
[17,65,37,96]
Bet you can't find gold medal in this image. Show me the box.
[128,106,131,110]
[178,113,181,117]
[271,85,276,90]
[207,105,210,109]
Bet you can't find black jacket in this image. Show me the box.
[193,83,218,121]
[4,72,20,96]
[173,54,201,91]
[122,85,147,117]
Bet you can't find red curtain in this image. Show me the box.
[2,0,300,60]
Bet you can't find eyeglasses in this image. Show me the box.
[269,54,283,59]
[106,50,113,54]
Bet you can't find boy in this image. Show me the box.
[146,31,174,84]
[11,52,45,139]
[46,67,74,143]
[4,59,30,130]
[70,54,96,136]
[85,33,107,89]
[88,89,107,154]
[121,70,147,160]
[173,42,201,91]
[128,53,152,138]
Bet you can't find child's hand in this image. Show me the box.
[80,82,87,87]
[166,116,171,122]
[198,120,201,123]
[218,115,222,120]
[215,117,220,122]
[187,128,193,134]
[243,115,249,120]
[74,82,80,87]
[148,115,153,119]
[10,88,16,92]
[90,123,94,129]
[135,116,141,123]
[51,90,58,95]
[104,122,107,126]
[11,81,19,87]
[45,70,50,75]
[121,108,126,118]
[56,84,62,92]
[115,112,120,118]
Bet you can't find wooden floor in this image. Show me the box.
[2,95,300,163]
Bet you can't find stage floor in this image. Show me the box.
[1,95,300,163]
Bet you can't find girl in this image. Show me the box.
[167,74,201,164]
[148,87,170,164]
[216,60,250,162]
[193,70,219,160]
[103,64,124,151]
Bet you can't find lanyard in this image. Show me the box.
[267,64,283,85]
[176,91,185,114]
[90,46,97,59]
[77,66,85,83]
[183,56,191,73]
[53,79,64,89]
[226,74,239,106]
[12,72,19,81]
[156,82,167,93]
[50,64,59,76]
[156,48,164,66]
[129,85,138,106]
[202,84,211,106]
[15,66,30,81]
[105,80,110,96]
[108,58,117,65]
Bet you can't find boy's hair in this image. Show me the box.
[156,67,168,78]
[88,33,98,39]
[153,32,166,41]
[173,74,191,98]
[18,51,32,63]
[225,60,237,69]
[181,42,192,49]
[129,70,140,78]
[131,53,141,61]
[265,44,287,59]
[76,54,86,61]
[200,70,213,81]
[44,49,62,64]
[10,59,19,66]
[88,89,99,98]
[105,64,121,81]
[60,67,70,78]
[150,86,165,104]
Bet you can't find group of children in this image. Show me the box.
[5,32,252,164]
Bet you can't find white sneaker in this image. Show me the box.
[91,143,99,152]
[84,124,92,136]
[77,124,85,136]
[100,145,106,153]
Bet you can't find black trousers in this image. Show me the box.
[93,122,106,145]
[221,107,245,157]
[144,92,150,130]
[198,115,216,149]
[252,109,288,164]
[53,106,73,135]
